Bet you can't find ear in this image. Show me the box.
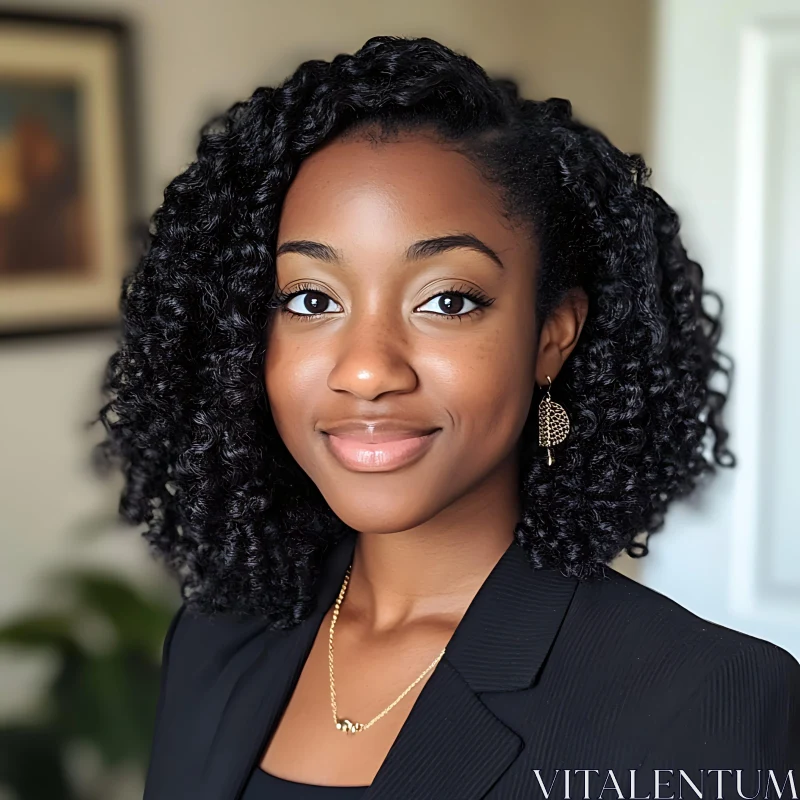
[535,287,589,386]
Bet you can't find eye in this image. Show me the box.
[415,289,491,317]
[283,289,343,316]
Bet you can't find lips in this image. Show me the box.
[318,420,441,472]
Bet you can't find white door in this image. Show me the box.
[632,0,800,660]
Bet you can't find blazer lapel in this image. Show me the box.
[363,659,523,800]
[199,531,357,800]
[364,538,579,800]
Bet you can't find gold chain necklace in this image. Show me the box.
[328,564,446,735]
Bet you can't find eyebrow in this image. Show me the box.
[275,233,505,270]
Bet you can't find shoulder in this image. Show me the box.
[153,604,281,726]
[163,603,270,648]
[567,567,800,767]
[159,603,274,684]
[145,604,277,792]
[571,564,799,667]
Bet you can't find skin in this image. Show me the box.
[261,128,588,786]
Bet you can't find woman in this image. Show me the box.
[96,35,799,799]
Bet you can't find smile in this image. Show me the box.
[322,429,441,472]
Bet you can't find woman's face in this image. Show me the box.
[265,132,543,534]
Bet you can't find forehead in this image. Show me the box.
[277,133,514,241]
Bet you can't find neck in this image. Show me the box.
[343,467,519,631]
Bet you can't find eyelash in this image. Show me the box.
[266,281,495,322]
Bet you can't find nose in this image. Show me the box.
[326,314,418,401]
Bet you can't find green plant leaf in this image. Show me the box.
[59,569,178,656]
[0,613,81,653]
[0,726,78,799]
[0,562,177,793]
[51,646,162,766]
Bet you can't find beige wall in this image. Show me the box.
[0,0,651,714]
[0,0,652,214]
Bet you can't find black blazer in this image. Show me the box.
[144,532,800,800]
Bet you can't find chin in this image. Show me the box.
[321,489,441,535]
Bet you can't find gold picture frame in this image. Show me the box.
[0,11,136,338]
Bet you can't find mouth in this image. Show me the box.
[320,428,441,472]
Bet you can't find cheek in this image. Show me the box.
[428,326,536,446]
[264,335,326,446]
[479,353,534,444]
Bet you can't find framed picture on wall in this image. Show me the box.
[0,10,137,339]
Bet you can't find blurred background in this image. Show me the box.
[0,0,798,797]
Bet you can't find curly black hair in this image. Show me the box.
[93,35,735,628]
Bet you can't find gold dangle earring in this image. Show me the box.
[538,375,570,466]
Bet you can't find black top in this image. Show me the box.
[241,768,367,799]
[143,531,800,800]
